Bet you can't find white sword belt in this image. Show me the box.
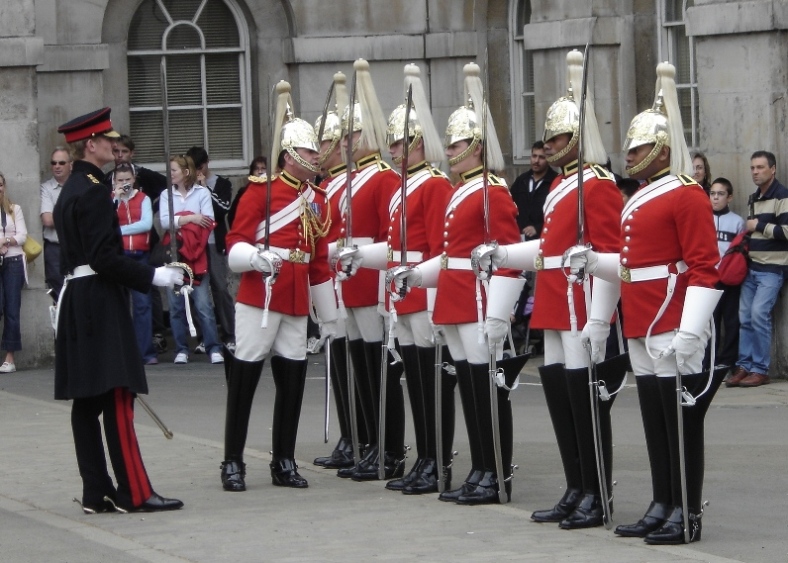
[619,260,687,283]
[256,244,311,264]
[387,249,424,263]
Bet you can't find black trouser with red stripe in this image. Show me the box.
[72,388,152,508]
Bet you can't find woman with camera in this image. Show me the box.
[113,163,157,365]
[0,173,29,374]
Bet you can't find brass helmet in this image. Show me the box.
[386,104,421,148]
[444,103,481,149]
[271,81,319,173]
[623,62,692,176]
[315,111,343,143]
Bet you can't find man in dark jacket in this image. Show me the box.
[509,141,558,240]
[54,107,184,514]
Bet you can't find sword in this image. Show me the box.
[388,85,414,303]
[316,81,336,151]
[585,346,613,528]
[346,336,360,467]
[137,395,173,440]
[675,362,691,544]
[434,343,446,493]
[324,339,331,443]
[378,329,389,479]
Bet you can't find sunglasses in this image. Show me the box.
[51,160,68,166]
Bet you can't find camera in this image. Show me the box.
[121,183,132,192]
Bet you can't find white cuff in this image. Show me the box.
[414,255,443,288]
[227,242,259,273]
[357,242,389,270]
[311,280,338,323]
[503,240,540,271]
[486,275,526,320]
[679,285,723,337]
[594,252,621,284]
[588,277,621,323]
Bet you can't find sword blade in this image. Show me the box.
[324,338,331,443]
[160,60,177,261]
[378,339,388,480]
[434,343,445,493]
[399,85,413,267]
[137,395,173,440]
[576,42,591,246]
[676,365,691,543]
[489,352,507,503]
[316,81,336,148]
[346,337,360,466]
[586,353,613,528]
[343,71,357,248]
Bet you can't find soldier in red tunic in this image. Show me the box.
[475,50,624,527]
[221,81,337,491]
[341,64,456,494]
[389,63,523,505]
[333,59,406,482]
[573,63,724,544]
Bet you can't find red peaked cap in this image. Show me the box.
[57,107,121,143]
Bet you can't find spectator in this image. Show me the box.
[726,151,788,388]
[509,141,558,240]
[113,163,157,365]
[228,156,267,229]
[105,135,169,352]
[708,178,745,371]
[187,146,235,351]
[0,173,28,373]
[692,151,712,194]
[40,147,71,301]
[159,155,222,365]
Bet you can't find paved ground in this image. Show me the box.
[0,352,786,562]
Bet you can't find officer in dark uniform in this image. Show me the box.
[54,108,185,514]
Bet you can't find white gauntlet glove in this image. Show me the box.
[152,266,184,288]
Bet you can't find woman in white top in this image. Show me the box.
[0,173,28,373]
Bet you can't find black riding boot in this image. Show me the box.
[269,356,308,488]
[388,345,425,491]
[314,337,356,469]
[439,360,484,502]
[221,349,264,492]
[645,368,726,544]
[615,374,672,537]
[337,338,377,478]
[560,355,627,529]
[531,363,583,522]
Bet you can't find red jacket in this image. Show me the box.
[530,162,622,330]
[432,167,521,325]
[384,161,453,315]
[227,171,331,316]
[619,172,719,338]
[162,211,213,281]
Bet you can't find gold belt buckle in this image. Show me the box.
[289,248,305,263]
[619,265,632,283]
[535,255,544,270]
[337,238,345,250]
[440,254,449,270]
[387,247,394,262]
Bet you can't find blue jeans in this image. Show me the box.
[126,251,155,362]
[167,272,221,356]
[737,269,784,374]
[0,255,24,352]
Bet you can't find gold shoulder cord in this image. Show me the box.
[296,184,331,255]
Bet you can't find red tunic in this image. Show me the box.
[385,161,453,315]
[619,173,720,338]
[336,153,400,308]
[530,162,622,331]
[226,171,331,316]
[432,167,521,325]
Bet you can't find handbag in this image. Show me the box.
[717,231,750,286]
[22,236,43,263]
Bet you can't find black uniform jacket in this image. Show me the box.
[53,160,153,400]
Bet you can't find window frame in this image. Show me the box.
[509,0,535,165]
[126,0,252,172]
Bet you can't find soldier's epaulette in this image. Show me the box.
[677,174,698,186]
[248,175,267,184]
[376,160,392,172]
[87,174,101,184]
[589,163,614,181]
[487,173,505,187]
[429,167,449,179]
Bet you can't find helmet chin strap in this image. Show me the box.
[392,133,421,165]
[288,147,320,174]
[545,131,579,165]
[317,138,339,166]
[448,135,480,166]
[626,137,666,177]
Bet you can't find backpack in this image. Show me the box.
[717,231,750,286]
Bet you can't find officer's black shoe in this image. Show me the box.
[351,453,406,481]
[644,506,701,545]
[124,492,184,512]
[439,469,481,502]
[402,458,439,495]
[531,488,583,522]
[270,459,308,488]
[559,493,605,529]
[456,471,509,505]
[614,501,671,537]
[220,460,246,492]
[314,436,355,469]
[386,458,424,491]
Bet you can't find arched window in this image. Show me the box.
[509,0,534,164]
[659,0,698,148]
[126,0,251,169]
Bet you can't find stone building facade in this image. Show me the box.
[1,0,787,369]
